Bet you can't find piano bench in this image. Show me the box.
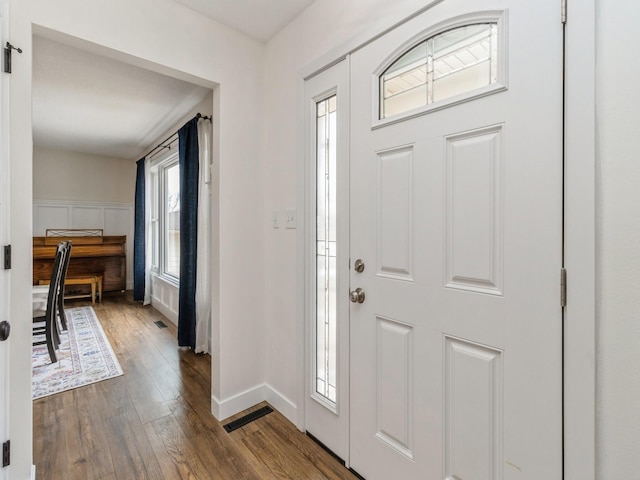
[39,274,103,306]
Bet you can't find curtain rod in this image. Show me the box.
[142,112,211,160]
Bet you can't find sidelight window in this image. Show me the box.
[315,95,338,404]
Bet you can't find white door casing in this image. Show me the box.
[303,59,350,461]
[563,1,596,477]
[349,1,563,479]
[0,10,9,480]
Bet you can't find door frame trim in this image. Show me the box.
[563,1,596,478]
[295,2,596,478]
[300,60,352,462]
[0,7,10,480]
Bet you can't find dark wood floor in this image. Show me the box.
[33,292,358,480]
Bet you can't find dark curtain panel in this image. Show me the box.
[178,118,199,348]
[133,158,146,301]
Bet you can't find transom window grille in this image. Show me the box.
[380,23,498,119]
[315,95,338,404]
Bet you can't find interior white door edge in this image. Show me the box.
[0,10,9,480]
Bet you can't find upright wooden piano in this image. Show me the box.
[33,229,126,297]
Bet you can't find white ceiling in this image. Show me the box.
[32,36,212,160]
[172,0,314,42]
[32,2,313,160]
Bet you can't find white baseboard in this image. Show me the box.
[265,383,298,425]
[32,465,36,480]
[211,383,298,425]
[212,384,267,421]
[150,295,178,326]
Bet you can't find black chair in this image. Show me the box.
[56,241,72,331]
[33,240,71,332]
[33,242,66,363]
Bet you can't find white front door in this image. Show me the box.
[349,1,563,479]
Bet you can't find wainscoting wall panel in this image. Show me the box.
[71,206,104,229]
[33,200,134,290]
[150,274,179,325]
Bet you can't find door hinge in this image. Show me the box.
[3,245,10,270]
[2,440,9,467]
[4,42,23,74]
[561,0,567,24]
[560,268,567,308]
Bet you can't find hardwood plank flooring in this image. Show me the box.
[33,292,358,480]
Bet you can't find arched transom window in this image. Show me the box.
[380,23,499,119]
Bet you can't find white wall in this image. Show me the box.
[32,148,136,291]
[8,1,266,474]
[33,147,135,203]
[262,0,441,424]
[596,1,640,477]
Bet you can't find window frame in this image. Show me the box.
[371,10,508,129]
[150,150,180,286]
[313,93,339,408]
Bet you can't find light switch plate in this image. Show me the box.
[285,208,296,229]
[272,209,280,229]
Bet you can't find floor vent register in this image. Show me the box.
[223,406,274,433]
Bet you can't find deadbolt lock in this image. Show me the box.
[354,259,365,273]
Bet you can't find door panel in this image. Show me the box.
[444,336,503,480]
[349,1,563,478]
[376,146,414,281]
[444,125,503,295]
[375,315,414,459]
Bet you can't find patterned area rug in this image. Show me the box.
[32,306,123,399]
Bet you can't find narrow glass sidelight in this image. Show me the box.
[380,23,499,119]
[165,163,180,278]
[316,95,338,404]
